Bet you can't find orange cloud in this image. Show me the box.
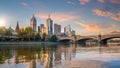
[110,0,120,4]
[76,22,101,32]
[93,9,120,22]
[36,12,78,23]
[79,0,90,5]
[98,0,105,3]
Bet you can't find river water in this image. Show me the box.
[0,44,120,68]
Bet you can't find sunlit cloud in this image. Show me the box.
[110,0,120,4]
[20,2,29,7]
[79,0,91,5]
[76,22,117,32]
[76,22,101,32]
[93,8,120,22]
[36,12,78,23]
[98,0,105,3]
[67,1,75,5]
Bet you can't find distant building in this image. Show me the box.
[40,24,44,34]
[64,25,71,36]
[15,21,19,32]
[30,14,37,32]
[71,30,75,36]
[54,24,61,35]
[36,26,40,32]
[46,14,53,35]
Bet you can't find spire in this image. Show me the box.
[15,21,19,32]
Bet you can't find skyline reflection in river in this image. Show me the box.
[0,44,120,68]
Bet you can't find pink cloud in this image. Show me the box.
[76,22,101,32]
[98,0,105,3]
[21,2,28,7]
[36,12,78,23]
[93,9,120,22]
[79,0,90,5]
[110,0,120,4]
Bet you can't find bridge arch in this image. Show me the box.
[101,36,120,45]
[59,39,73,43]
[76,38,98,44]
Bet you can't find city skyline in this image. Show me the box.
[0,0,120,35]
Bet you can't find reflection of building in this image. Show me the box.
[30,60,36,68]
[46,14,53,35]
[15,21,19,32]
[64,25,71,36]
[54,24,61,35]
[30,15,37,32]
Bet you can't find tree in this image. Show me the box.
[50,35,58,42]
[17,27,35,41]
[0,26,7,36]
[41,33,47,41]
[35,33,41,41]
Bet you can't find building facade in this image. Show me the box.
[64,25,71,36]
[30,15,37,32]
[54,24,61,35]
[46,15,53,35]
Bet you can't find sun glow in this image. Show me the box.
[0,18,6,26]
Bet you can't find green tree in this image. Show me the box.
[17,27,35,41]
[0,26,7,36]
[42,33,47,41]
[50,35,58,42]
[5,29,12,36]
[35,33,41,41]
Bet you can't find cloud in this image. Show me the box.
[36,12,78,23]
[76,22,117,32]
[98,0,105,3]
[110,0,120,4]
[20,2,28,7]
[67,1,75,5]
[93,8,120,22]
[76,22,101,32]
[79,0,90,5]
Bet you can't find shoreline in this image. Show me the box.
[0,41,59,45]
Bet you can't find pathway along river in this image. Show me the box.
[0,44,120,68]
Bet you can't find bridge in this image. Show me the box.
[58,34,120,45]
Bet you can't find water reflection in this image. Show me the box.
[0,44,120,68]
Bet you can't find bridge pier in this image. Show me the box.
[101,40,107,46]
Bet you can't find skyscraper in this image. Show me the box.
[46,14,53,35]
[15,21,19,32]
[54,24,61,35]
[64,25,71,36]
[40,24,44,34]
[30,14,37,32]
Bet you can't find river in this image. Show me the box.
[0,43,120,68]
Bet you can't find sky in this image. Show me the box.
[0,0,120,35]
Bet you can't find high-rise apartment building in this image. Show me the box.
[54,24,61,35]
[64,25,71,36]
[30,14,37,32]
[46,14,53,35]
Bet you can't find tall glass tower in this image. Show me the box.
[30,14,37,32]
[46,14,53,35]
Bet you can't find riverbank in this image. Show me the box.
[0,41,58,45]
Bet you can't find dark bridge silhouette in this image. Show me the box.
[58,34,120,45]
